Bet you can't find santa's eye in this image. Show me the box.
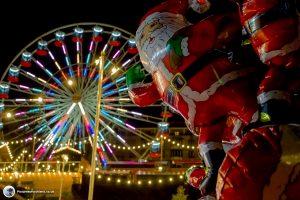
[150,21,158,27]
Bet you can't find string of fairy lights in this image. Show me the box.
[4,135,197,153]
[0,148,186,186]
[0,148,187,184]
[0,171,185,186]
[0,142,195,175]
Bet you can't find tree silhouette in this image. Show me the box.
[172,185,188,200]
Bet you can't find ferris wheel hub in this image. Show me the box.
[72,93,82,103]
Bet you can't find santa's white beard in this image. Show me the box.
[141,33,169,73]
[136,12,189,74]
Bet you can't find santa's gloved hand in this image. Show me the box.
[167,35,185,57]
[126,64,146,86]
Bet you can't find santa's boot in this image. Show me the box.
[243,67,300,134]
[199,195,217,200]
[243,90,300,134]
[199,148,225,196]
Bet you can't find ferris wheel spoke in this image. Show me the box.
[100,111,153,142]
[4,103,60,123]
[47,49,68,81]
[78,103,98,137]
[85,99,160,140]
[81,40,103,92]
[85,102,154,142]
[80,62,110,94]
[34,105,78,160]
[60,42,75,78]
[78,36,94,92]
[81,75,126,99]
[59,110,82,146]
[19,70,70,97]
[82,40,97,79]
[80,102,122,158]
[103,103,161,107]
[97,118,129,147]
[102,107,162,124]
[46,122,76,160]
[65,112,80,142]
[7,118,51,142]
[78,118,88,153]
[3,107,56,127]
[98,130,141,161]
[101,97,131,103]
[69,117,86,153]
[81,48,125,94]
[2,99,43,108]
[31,57,68,91]
[2,81,66,102]
[3,109,58,137]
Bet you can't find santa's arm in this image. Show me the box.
[141,0,211,20]
[126,65,161,107]
[163,0,212,14]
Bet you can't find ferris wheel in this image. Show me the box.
[0,22,169,165]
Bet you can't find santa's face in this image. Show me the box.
[188,0,211,14]
[136,12,189,74]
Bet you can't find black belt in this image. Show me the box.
[246,0,296,34]
[170,49,230,92]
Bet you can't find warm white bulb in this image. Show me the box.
[67,80,73,86]
[111,67,119,75]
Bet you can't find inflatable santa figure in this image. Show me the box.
[216,1,300,198]
[235,0,300,131]
[127,0,300,199]
[126,0,261,197]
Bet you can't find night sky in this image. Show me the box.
[0,0,164,69]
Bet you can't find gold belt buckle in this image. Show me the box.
[170,72,187,92]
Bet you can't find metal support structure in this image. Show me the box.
[160,137,164,161]
[32,137,36,159]
[59,157,68,200]
[160,105,168,161]
[58,162,65,200]
[88,51,105,200]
